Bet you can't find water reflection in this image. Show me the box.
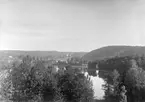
[84,70,105,99]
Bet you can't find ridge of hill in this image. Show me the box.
[82,46,145,61]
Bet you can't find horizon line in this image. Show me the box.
[0,49,88,53]
[0,45,145,52]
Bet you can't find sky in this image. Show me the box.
[0,0,145,52]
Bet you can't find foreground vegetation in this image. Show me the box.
[3,52,145,102]
[88,55,145,102]
[0,56,94,102]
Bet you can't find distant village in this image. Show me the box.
[0,54,88,74]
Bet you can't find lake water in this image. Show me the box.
[84,70,105,99]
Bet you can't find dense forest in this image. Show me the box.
[88,55,145,73]
[0,56,94,102]
[88,54,145,102]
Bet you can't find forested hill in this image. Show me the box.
[82,46,145,61]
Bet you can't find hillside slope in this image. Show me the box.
[82,46,145,61]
